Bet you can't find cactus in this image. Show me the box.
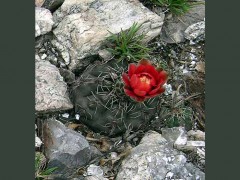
[71,60,161,136]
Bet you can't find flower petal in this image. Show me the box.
[130,74,139,89]
[134,89,147,97]
[158,87,165,94]
[145,64,159,80]
[124,89,145,102]
[128,63,137,78]
[134,64,146,74]
[124,88,136,98]
[156,71,167,85]
[148,83,162,95]
[122,73,130,87]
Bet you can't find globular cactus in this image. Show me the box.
[71,60,161,136]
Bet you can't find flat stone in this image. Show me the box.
[35,54,73,112]
[43,118,92,177]
[52,0,164,70]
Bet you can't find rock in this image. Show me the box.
[35,7,54,37]
[89,145,103,160]
[35,0,45,7]
[177,141,205,152]
[86,164,103,176]
[187,130,205,141]
[35,54,73,112]
[35,124,43,148]
[184,21,205,41]
[52,0,165,70]
[195,61,205,74]
[42,0,65,12]
[98,49,113,61]
[161,126,187,144]
[116,131,205,180]
[43,118,92,177]
[160,2,205,43]
[162,127,205,154]
[59,67,76,84]
[163,83,173,95]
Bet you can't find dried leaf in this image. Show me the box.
[67,123,80,130]
[100,138,111,152]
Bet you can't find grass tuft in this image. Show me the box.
[150,0,192,15]
[106,22,151,62]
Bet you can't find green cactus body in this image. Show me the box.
[71,60,160,136]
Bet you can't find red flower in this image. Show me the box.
[122,59,168,102]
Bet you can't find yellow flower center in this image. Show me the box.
[139,76,150,85]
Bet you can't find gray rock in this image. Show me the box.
[35,55,73,112]
[116,131,205,180]
[161,126,187,144]
[184,21,205,41]
[43,118,92,177]
[52,0,165,70]
[59,67,76,84]
[35,7,54,37]
[187,130,205,141]
[98,49,113,61]
[160,2,205,43]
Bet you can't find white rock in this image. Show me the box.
[35,55,73,112]
[189,53,198,61]
[35,22,41,37]
[41,53,47,60]
[75,114,80,120]
[35,133,43,148]
[35,7,54,37]
[163,83,173,95]
[62,113,69,118]
[182,69,189,74]
[184,21,205,41]
[86,164,104,177]
[191,61,196,66]
[35,124,43,148]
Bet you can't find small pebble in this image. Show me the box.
[191,61,196,65]
[62,113,69,118]
[75,114,80,120]
[182,69,189,74]
[41,53,47,60]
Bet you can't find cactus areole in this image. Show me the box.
[122,59,168,102]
